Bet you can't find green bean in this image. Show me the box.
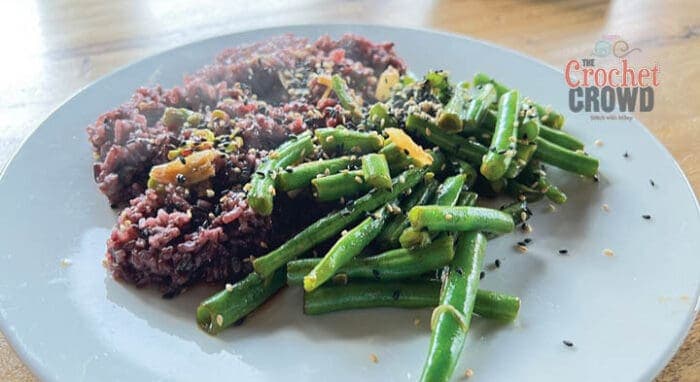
[464,83,497,128]
[400,174,467,248]
[408,206,514,234]
[521,161,567,204]
[276,157,356,191]
[458,191,479,208]
[504,141,538,179]
[420,230,487,382]
[196,268,286,335]
[311,170,370,202]
[538,123,584,151]
[331,74,362,120]
[473,72,565,129]
[379,143,413,174]
[405,113,488,165]
[253,168,426,278]
[451,159,478,188]
[303,208,389,292]
[304,281,520,321]
[480,90,520,181]
[368,102,397,129]
[362,153,392,190]
[534,137,599,177]
[425,70,453,104]
[289,235,455,285]
[376,180,438,249]
[315,127,384,155]
[505,180,544,203]
[248,132,313,215]
[437,82,470,133]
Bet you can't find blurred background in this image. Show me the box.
[0,0,697,380]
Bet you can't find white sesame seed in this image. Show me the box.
[547,203,557,212]
[225,283,234,292]
[603,248,615,257]
[445,213,454,221]
[515,245,528,253]
[216,314,224,326]
[601,204,610,212]
[594,139,603,147]
[355,176,364,184]
[206,189,215,198]
[464,368,474,378]
[341,229,348,236]
[520,211,528,222]
[426,128,432,136]
[60,258,72,268]
[260,241,268,249]
[413,318,421,326]
[369,353,379,363]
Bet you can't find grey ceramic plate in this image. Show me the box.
[0,25,698,382]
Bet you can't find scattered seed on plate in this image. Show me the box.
[594,139,603,147]
[562,340,574,347]
[369,353,379,363]
[464,368,474,378]
[60,258,72,268]
[558,249,569,255]
[601,203,610,212]
[414,318,421,326]
[642,214,652,220]
[524,238,532,244]
[479,271,485,279]
[515,244,528,253]
[649,179,655,187]
[495,259,501,268]
[547,203,556,212]
[603,248,615,257]
[623,151,630,158]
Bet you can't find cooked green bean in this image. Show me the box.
[253,168,425,278]
[534,137,599,177]
[505,180,545,203]
[376,179,438,249]
[504,141,538,179]
[538,123,584,151]
[480,90,520,181]
[379,143,413,174]
[464,83,497,128]
[473,72,565,129]
[405,114,488,165]
[276,157,356,191]
[425,70,453,104]
[408,206,514,234]
[304,281,519,321]
[304,208,389,292]
[289,235,454,285]
[248,132,313,215]
[521,161,567,204]
[311,170,370,202]
[362,153,392,190]
[196,269,286,335]
[437,82,470,133]
[398,227,432,249]
[420,230,487,382]
[315,127,384,155]
[368,102,397,129]
[331,74,362,120]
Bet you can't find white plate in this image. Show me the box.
[0,25,698,382]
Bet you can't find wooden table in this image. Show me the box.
[1,0,698,380]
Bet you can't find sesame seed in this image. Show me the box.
[206,189,215,198]
[563,340,574,347]
[594,139,603,147]
[60,258,72,268]
[601,204,610,212]
[176,173,187,184]
[642,214,652,220]
[369,353,379,363]
[392,290,401,300]
[354,176,364,184]
[260,241,268,249]
[426,128,432,136]
[623,151,630,158]
[225,283,234,292]
[414,318,421,326]
[326,135,334,143]
[520,211,528,222]
[464,368,474,378]
[522,223,533,233]
[479,271,485,279]
[268,185,276,196]
[341,229,348,236]
[603,248,614,257]
[495,259,501,268]
[216,314,224,326]
[372,269,381,279]
[515,245,528,253]
[559,249,569,255]
[649,179,655,187]
[445,213,454,221]
[517,241,527,247]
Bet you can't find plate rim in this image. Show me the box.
[0,22,698,381]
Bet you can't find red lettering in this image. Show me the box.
[608,68,620,87]
[564,60,581,87]
[621,59,637,87]
[638,68,650,87]
[583,68,595,87]
[651,65,660,87]
[594,68,607,87]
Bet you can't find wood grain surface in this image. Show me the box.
[0,0,698,380]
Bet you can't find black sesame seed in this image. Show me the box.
[479,271,485,280]
[176,173,187,184]
[178,156,186,165]
[642,214,651,220]
[524,238,532,244]
[517,241,527,247]
[455,267,464,276]
[495,259,501,268]
[372,269,381,279]
[392,290,401,300]
[593,174,600,182]
[558,249,568,255]
[562,340,574,347]
[623,151,629,158]
[255,171,265,177]
[649,179,655,187]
